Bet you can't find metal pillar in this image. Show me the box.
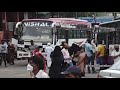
[75,12,77,19]
[58,12,60,18]
[16,12,19,22]
[2,12,7,40]
[93,14,96,39]
[24,12,28,19]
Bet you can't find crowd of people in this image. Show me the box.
[27,38,120,78]
[1,38,119,78]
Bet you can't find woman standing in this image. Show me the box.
[49,46,64,78]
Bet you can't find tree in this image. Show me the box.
[49,12,109,18]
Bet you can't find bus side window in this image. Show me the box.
[68,30,72,39]
[72,30,74,38]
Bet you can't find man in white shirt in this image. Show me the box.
[45,43,54,68]
[91,39,96,54]
[111,44,120,63]
[61,42,73,66]
[0,40,8,67]
[91,39,96,72]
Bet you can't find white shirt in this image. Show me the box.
[61,48,70,59]
[35,70,49,78]
[111,50,120,63]
[4,42,8,48]
[45,46,54,60]
[61,48,72,63]
[91,42,96,53]
[0,44,7,53]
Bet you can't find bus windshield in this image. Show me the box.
[21,21,53,43]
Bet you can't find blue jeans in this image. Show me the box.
[86,56,93,65]
[86,56,95,72]
[97,56,103,65]
[69,62,73,66]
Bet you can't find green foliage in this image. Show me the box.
[50,12,109,18]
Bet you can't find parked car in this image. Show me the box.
[97,60,120,78]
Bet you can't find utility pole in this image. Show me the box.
[24,12,28,19]
[113,12,117,20]
[2,12,7,40]
[16,12,19,22]
[75,12,78,19]
[92,12,96,39]
[57,12,60,18]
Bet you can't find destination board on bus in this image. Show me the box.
[23,21,53,27]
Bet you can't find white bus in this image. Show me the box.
[49,18,91,46]
[14,19,55,59]
[13,18,90,59]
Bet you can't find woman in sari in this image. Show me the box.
[73,47,86,77]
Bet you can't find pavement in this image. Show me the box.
[0,60,99,78]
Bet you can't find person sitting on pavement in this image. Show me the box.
[61,65,81,78]
[27,55,49,78]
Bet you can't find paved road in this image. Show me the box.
[0,60,30,78]
[0,60,99,78]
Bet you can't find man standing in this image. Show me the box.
[7,43,15,65]
[84,39,95,73]
[28,40,37,62]
[0,40,8,67]
[111,44,120,64]
[91,39,96,72]
[61,41,73,67]
[45,43,53,68]
[29,40,36,54]
[96,41,105,70]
